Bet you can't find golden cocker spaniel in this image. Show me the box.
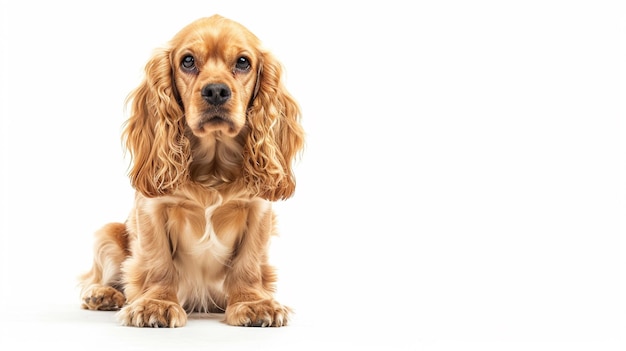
[79,15,304,328]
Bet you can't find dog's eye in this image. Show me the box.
[235,57,251,72]
[181,55,196,71]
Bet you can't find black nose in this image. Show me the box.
[201,83,231,105]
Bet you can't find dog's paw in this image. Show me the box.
[117,298,187,328]
[225,299,292,327]
[81,285,125,311]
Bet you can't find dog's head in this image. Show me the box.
[123,15,304,201]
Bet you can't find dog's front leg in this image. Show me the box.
[116,202,187,328]
[223,200,292,327]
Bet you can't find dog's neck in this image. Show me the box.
[187,127,247,188]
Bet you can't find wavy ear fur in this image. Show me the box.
[244,51,305,201]
[123,48,191,197]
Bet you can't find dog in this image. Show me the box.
[79,15,304,328]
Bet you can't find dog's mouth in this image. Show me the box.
[195,113,237,135]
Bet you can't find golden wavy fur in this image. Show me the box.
[79,15,304,328]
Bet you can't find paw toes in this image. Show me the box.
[81,286,125,311]
[227,300,291,327]
[245,319,266,327]
[118,299,187,328]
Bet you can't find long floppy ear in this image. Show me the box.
[122,48,190,198]
[243,51,305,201]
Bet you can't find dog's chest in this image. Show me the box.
[170,203,235,309]
[174,203,233,276]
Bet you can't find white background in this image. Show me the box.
[1,0,624,350]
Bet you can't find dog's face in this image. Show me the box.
[170,16,261,137]
[122,15,303,200]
